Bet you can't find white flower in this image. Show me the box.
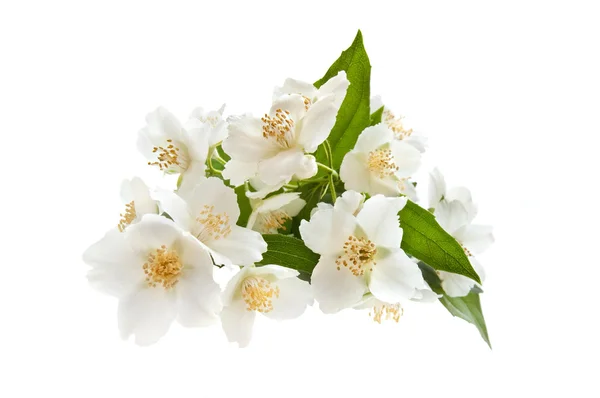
[220,265,312,347]
[186,104,228,148]
[117,177,158,232]
[300,191,433,313]
[137,107,209,189]
[429,169,494,297]
[247,193,306,234]
[370,95,427,153]
[83,215,222,345]
[222,92,342,194]
[154,177,267,267]
[340,124,421,197]
[273,71,349,109]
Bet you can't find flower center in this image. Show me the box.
[261,210,291,232]
[261,109,295,148]
[368,149,399,178]
[383,110,413,140]
[118,201,136,232]
[336,235,377,276]
[370,303,403,323]
[302,96,312,111]
[196,205,231,241]
[147,139,189,172]
[143,245,182,289]
[241,276,280,313]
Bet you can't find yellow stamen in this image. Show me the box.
[383,110,413,140]
[261,210,291,232]
[196,205,231,241]
[261,109,294,148]
[368,149,399,178]
[302,96,312,111]
[241,276,280,313]
[335,235,377,276]
[117,201,136,232]
[147,139,188,171]
[370,303,403,323]
[143,245,182,289]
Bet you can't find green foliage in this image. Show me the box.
[235,185,252,227]
[370,106,384,126]
[314,30,371,169]
[257,234,320,277]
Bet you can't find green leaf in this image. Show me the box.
[235,185,252,227]
[419,262,491,348]
[400,200,481,283]
[314,30,371,169]
[370,106,384,126]
[257,234,320,276]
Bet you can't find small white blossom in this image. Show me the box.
[370,95,427,153]
[274,71,349,108]
[247,192,306,234]
[117,177,158,232]
[429,169,494,297]
[186,104,228,148]
[340,124,421,197]
[83,215,222,345]
[154,177,267,267]
[300,191,433,313]
[221,265,312,347]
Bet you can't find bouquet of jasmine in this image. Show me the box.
[84,31,494,348]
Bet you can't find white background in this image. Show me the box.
[1,0,599,396]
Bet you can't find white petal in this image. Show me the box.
[264,277,313,320]
[390,140,421,178]
[127,177,157,216]
[207,225,267,267]
[221,299,256,348]
[447,186,478,222]
[187,177,241,225]
[454,224,494,254]
[118,286,177,346]
[357,195,407,248]
[293,154,318,180]
[340,151,371,193]
[125,214,184,254]
[435,200,469,234]
[83,229,145,297]
[177,161,207,199]
[177,267,222,327]
[311,255,367,313]
[354,124,394,153]
[316,71,349,108]
[222,159,258,187]
[223,115,279,162]
[295,95,338,153]
[273,78,317,102]
[257,148,308,186]
[270,94,307,124]
[258,192,302,213]
[370,95,384,112]
[404,133,428,153]
[369,250,425,303]
[428,168,447,208]
[185,123,210,164]
[299,207,358,256]
[151,189,194,231]
[334,190,364,215]
[439,271,474,297]
[470,257,487,283]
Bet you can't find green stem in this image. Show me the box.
[328,173,337,203]
[316,162,339,179]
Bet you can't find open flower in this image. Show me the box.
[137,107,209,189]
[154,177,267,267]
[83,215,222,345]
[340,124,421,197]
[273,71,349,108]
[300,191,433,313]
[222,93,340,194]
[370,95,427,153]
[117,177,158,232]
[247,192,306,234]
[220,265,312,347]
[429,169,494,297]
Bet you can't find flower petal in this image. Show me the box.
[454,224,494,254]
[390,140,421,178]
[206,225,267,267]
[295,95,338,153]
[446,186,478,222]
[316,71,349,108]
[176,267,222,327]
[311,255,367,313]
[299,207,358,256]
[273,78,317,102]
[334,190,364,215]
[428,168,447,208]
[151,189,194,231]
[257,148,309,186]
[221,299,256,348]
[354,124,394,153]
[435,200,469,234]
[125,214,184,254]
[222,159,258,187]
[340,151,371,193]
[439,271,474,297]
[186,177,241,224]
[118,286,177,346]
[223,115,279,162]
[264,277,313,320]
[270,94,307,124]
[357,195,407,248]
[369,249,425,303]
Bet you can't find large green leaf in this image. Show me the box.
[314,30,371,169]
[257,234,320,276]
[400,200,481,283]
[419,262,491,348]
[369,106,384,126]
[234,185,252,227]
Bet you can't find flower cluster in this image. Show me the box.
[84,32,494,347]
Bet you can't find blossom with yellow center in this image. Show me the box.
[116,177,158,232]
[246,192,306,234]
